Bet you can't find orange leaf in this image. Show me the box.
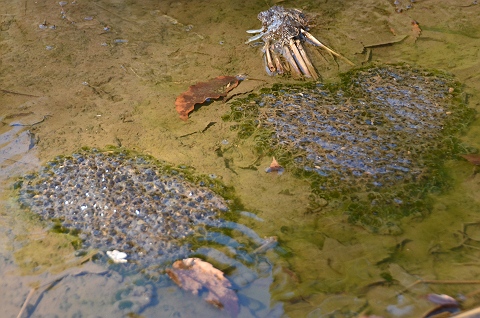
[166,258,239,317]
[411,20,421,40]
[175,76,241,121]
[265,157,284,174]
[461,154,480,166]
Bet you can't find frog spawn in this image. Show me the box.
[230,65,472,232]
[16,150,280,316]
[17,151,256,272]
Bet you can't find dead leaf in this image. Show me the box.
[265,157,284,175]
[461,154,480,166]
[166,258,239,317]
[411,20,421,41]
[175,76,241,121]
[426,293,459,306]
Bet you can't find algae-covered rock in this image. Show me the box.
[225,65,475,233]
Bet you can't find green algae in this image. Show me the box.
[13,231,82,275]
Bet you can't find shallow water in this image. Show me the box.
[1,0,480,317]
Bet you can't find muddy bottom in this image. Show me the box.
[1,0,480,317]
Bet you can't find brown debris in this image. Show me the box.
[175,76,241,121]
[461,154,480,166]
[166,258,239,317]
[411,20,421,41]
[265,157,284,174]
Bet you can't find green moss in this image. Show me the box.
[380,272,394,283]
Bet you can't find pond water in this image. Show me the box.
[1,0,480,317]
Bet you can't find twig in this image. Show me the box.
[17,288,36,318]
[178,121,217,138]
[363,35,409,48]
[463,244,480,251]
[1,89,40,98]
[397,279,480,296]
[419,279,480,284]
[94,3,136,23]
[465,287,480,298]
[0,157,38,166]
[454,307,480,318]
[8,115,51,127]
[16,251,103,318]
[129,67,141,78]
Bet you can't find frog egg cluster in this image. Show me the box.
[259,66,460,191]
[229,65,471,231]
[18,151,230,267]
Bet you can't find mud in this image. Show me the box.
[1,0,480,317]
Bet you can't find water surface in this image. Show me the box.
[1,0,480,317]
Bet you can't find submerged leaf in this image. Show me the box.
[175,76,241,121]
[411,20,421,41]
[461,154,480,166]
[166,258,239,317]
[426,293,458,306]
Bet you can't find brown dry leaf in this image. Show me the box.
[175,76,241,121]
[166,258,239,317]
[411,20,421,41]
[265,157,285,175]
[461,154,480,166]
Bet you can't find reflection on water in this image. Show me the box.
[1,0,480,317]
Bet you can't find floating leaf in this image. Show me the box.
[166,258,239,317]
[175,76,242,121]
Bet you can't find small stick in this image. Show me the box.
[93,3,135,23]
[16,251,101,318]
[463,244,480,251]
[295,40,318,80]
[264,42,276,73]
[1,89,40,98]
[302,30,355,66]
[397,279,480,296]
[0,157,37,166]
[17,288,36,318]
[289,39,311,77]
[418,279,480,284]
[282,45,302,77]
[271,50,284,74]
[8,115,51,127]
